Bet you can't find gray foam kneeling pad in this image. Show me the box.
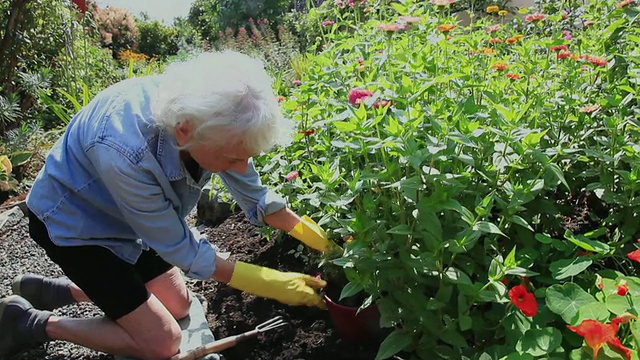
[115,293,219,360]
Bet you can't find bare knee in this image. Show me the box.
[138,326,181,359]
[173,293,191,319]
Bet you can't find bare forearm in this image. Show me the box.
[263,207,300,232]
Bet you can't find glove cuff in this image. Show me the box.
[288,216,328,252]
[228,261,263,294]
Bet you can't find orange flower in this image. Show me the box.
[508,284,537,317]
[616,0,634,8]
[505,37,518,44]
[506,73,521,80]
[437,24,456,32]
[489,38,502,44]
[580,104,601,113]
[491,61,508,70]
[513,34,523,40]
[277,96,285,102]
[482,47,496,55]
[628,249,640,262]
[567,316,635,360]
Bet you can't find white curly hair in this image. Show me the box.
[152,50,294,154]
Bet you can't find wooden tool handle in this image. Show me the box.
[169,336,238,360]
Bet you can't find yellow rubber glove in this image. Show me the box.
[288,215,341,252]
[228,261,327,309]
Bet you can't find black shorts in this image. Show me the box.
[27,209,174,320]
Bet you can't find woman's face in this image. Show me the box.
[175,121,253,174]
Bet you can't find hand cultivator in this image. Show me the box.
[169,316,288,360]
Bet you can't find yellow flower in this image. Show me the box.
[487,5,500,12]
[498,10,508,15]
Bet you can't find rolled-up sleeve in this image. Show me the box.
[87,144,216,280]
[217,158,286,225]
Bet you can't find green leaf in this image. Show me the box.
[9,152,31,166]
[605,293,640,315]
[575,302,610,324]
[387,225,412,235]
[564,230,610,254]
[549,257,593,280]
[473,221,507,237]
[505,267,540,277]
[546,163,570,191]
[545,283,597,325]
[340,282,364,301]
[439,328,468,348]
[333,121,357,132]
[522,129,548,148]
[515,327,562,357]
[509,215,534,231]
[375,329,413,360]
[443,267,472,285]
[504,246,517,268]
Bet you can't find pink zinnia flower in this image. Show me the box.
[562,30,572,40]
[322,20,336,27]
[486,25,501,33]
[285,171,299,181]
[525,13,546,22]
[373,100,392,109]
[348,89,373,105]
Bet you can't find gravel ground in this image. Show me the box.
[0,214,114,360]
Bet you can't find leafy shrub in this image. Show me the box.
[136,20,179,59]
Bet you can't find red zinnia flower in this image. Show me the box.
[550,45,568,52]
[299,129,316,136]
[628,249,640,262]
[506,73,521,80]
[557,50,572,59]
[508,284,537,317]
[587,56,608,67]
[348,89,374,105]
[567,315,636,360]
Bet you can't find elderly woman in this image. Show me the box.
[0,51,331,359]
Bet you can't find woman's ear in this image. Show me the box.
[175,120,193,146]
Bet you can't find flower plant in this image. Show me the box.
[256,0,640,358]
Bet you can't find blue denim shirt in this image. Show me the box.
[26,76,286,280]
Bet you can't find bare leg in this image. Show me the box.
[46,293,182,359]
[40,267,192,359]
